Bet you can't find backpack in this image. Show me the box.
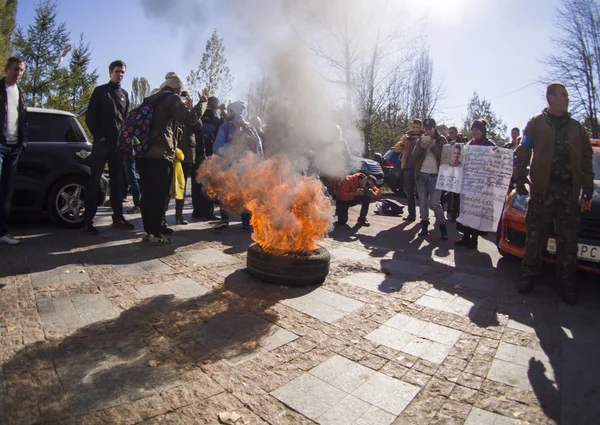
[376,199,405,216]
[117,92,172,158]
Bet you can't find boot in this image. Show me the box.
[467,234,478,249]
[557,286,578,306]
[518,275,535,294]
[418,221,429,237]
[175,199,188,225]
[454,233,471,247]
[439,223,448,241]
[404,214,416,222]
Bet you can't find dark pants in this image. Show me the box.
[84,142,124,224]
[192,161,215,218]
[0,144,21,237]
[136,157,171,236]
[402,169,416,217]
[123,157,141,206]
[446,191,460,220]
[220,209,251,226]
[522,187,580,288]
[336,195,370,224]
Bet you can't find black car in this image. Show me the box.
[12,107,107,228]
[378,148,405,197]
[348,156,385,187]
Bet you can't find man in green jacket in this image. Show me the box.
[514,82,594,305]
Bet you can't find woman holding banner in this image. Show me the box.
[455,119,496,249]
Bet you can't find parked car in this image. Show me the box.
[12,107,107,228]
[348,155,385,187]
[377,148,405,197]
[496,140,600,274]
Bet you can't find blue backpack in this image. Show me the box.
[117,92,171,158]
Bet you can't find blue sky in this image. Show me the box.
[16,0,561,134]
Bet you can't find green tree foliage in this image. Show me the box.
[13,0,69,107]
[0,0,18,69]
[462,92,508,145]
[131,76,151,108]
[187,29,233,99]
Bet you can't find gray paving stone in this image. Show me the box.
[0,367,7,425]
[384,314,428,334]
[464,407,517,425]
[340,272,404,294]
[506,305,536,334]
[138,259,172,273]
[352,405,397,425]
[415,288,484,317]
[329,247,372,262]
[166,278,211,298]
[317,395,385,425]
[419,322,462,346]
[495,341,552,368]
[281,288,364,324]
[350,371,420,415]
[57,266,92,285]
[380,259,431,278]
[487,358,556,392]
[65,378,129,416]
[179,248,235,266]
[271,374,347,420]
[309,355,375,393]
[30,270,61,288]
[70,294,120,326]
[37,297,82,333]
[444,272,495,293]
[258,326,299,351]
[402,338,452,364]
[113,263,147,277]
[365,325,414,351]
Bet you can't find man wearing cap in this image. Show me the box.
[413,118,448,240]
[514,82,593,305]
[135,72,205,245]
[395,119,423,221]
[213,100,263,231]
[83,60,133,235]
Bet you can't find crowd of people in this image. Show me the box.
[0,56,595,305]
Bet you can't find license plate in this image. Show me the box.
[547,238,600,262]
[377,179,384,185]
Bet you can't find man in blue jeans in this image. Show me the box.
[83,60,134,234]
[0,57,27,245]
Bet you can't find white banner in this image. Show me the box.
[436,145,513,232]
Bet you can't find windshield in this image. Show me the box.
[593,149,600,197]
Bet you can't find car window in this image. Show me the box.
[27,112,83,143]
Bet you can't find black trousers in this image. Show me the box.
[136,157,171,236]
[336,195,370,224]
[402,169,416,217]
[192,161,215,217]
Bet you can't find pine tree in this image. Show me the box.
[187,29,233,99]
[462,92,508,145]
[13,0,70,107]
[131,76,151,108]
[0,0,18,68]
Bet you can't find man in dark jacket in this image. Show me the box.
[514,83,593,305]
[192,96,221,220]
[0,57,27,245]
[83,60,133,234]
[394,119,423,221]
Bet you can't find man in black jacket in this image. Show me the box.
[0,57,27,245]
[83,60,134,234]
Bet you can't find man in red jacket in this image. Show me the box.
[335,173,382,226]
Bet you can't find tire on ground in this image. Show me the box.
[48,175,87,229]
[247,242,330,286]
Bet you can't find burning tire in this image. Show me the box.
[247,243,330,286]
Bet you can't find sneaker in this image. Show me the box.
[0,234,20,245]
[160,225,174,235]
[214,220,229,231]
[127,206,141,214]
[357,217,371,227]
[82,223,99,235]
[149,234,171,245]
[141,232,150,242]
[112,218,135,230]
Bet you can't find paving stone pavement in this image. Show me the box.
[0,201,599,424]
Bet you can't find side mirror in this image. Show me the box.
[373,153,383,164]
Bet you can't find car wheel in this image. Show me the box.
[247,243,330,286]
[48,176,87,229]
[389,173,406,198]
[496,212,511,257]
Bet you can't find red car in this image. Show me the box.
[496,140,600,274]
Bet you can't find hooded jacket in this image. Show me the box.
[514,108,593,201]
[0,77,27,148]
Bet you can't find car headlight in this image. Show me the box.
[511,193,529,211]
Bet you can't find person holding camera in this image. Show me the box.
[335,173,382,227]
[395,119,424,221]
[413,118,448,240]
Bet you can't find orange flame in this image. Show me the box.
[197,153,332,255]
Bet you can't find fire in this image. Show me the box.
[197,152,332,255]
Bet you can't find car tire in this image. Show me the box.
[496,212,511,258]
[247,242,330,286]
[48,175,88,229]
[389,173,406,198]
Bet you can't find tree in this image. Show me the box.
[409,50,442,121]
[0,0,18,68]
[544,0,600,138]
[13,0,69,107]
[245,76,272,119]
[187,29,233,99]
[131,76,151,108]
[462,92,508,144]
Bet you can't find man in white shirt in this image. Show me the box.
[0,56,27,245]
